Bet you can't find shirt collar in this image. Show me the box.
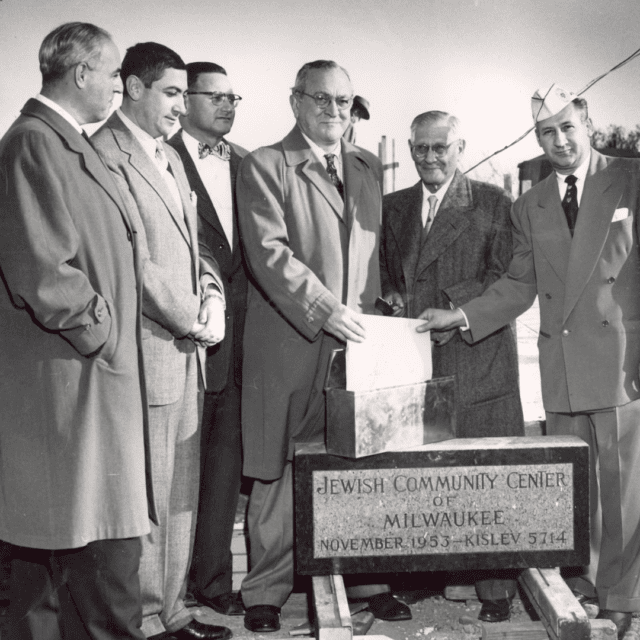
[117,108,162,160]
[300,129,342,164]
[421,172,456,205]
[555,152,591,190]
[35,94,83,134]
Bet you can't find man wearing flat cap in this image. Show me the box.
[343,94,370,144]
[417,84,640,639]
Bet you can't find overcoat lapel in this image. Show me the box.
[23,100,135,237]
[229,144,243,252]
[342,139,364,230]
[563,152,617,322]
[283,127,345,223]
[109,116,192,246]
[415,171,473,278]
[388,182,423,295]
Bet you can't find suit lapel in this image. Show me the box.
[563,152,617,322]
[284,127,345,223]
[229,143,243,252]
[415,171,473,278]
[109,115,191,246]
[342,139,365,230]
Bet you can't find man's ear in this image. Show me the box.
[458,139,466,154]
[534,125,542,148]
[585,117,594,136]
[126,75,143,101]
[74,62,90,89]
[289,93,299,118]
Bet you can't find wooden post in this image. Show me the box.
[378,136,399,195]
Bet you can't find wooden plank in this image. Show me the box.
[312,575,352,640]
[445,585,478,601]
[481,621,548,640]
[232,554,247,572]
[519,568,590,640]
[588,619,617,640]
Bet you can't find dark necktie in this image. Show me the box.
[562,174,579,235]
[324,153,344,201]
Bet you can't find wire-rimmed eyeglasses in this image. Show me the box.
[186,92,242,107]
[410,140,460,159]
[293,90,353,111]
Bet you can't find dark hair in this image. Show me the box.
[186,62,227,88]
[572,97,589,123]
[121,42,185,98]
[39,22,111,85]
[292,60,350,94]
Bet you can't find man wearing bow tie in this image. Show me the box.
[168,62,249,618]
[92,43,229,640]
[417,85,640,640]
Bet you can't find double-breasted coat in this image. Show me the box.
[0,99,152,550]
[238,126,382,480]
[380,171,523,437]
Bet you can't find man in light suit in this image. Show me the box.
[168,62,248,617]
[238,60,411,633]
[418,86,640,639]
[380,110,524,623]
[92,43,229,640]
[0,22,151,639]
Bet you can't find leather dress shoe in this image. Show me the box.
[366,592,412,621]
[199,592,245,616]
[478,599,511,623]
[597,610,632,640]
[174,619,232,640]
[244,605,281,633]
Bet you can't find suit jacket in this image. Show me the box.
[463,150,640,413]
[92,112,222,404]
[238,126,383,480]
[168,130,249,392]
[0,99,152,549]
[381,171,523,437]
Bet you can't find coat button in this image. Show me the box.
[307,316,313,323]
[545,293,551,299]
[602,320,610,327]
[608,276,616,284]
[562,329,570,336]
[219,244,224,249]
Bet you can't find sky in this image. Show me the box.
[2,0,640,191]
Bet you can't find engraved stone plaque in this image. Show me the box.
[294,437,589,575]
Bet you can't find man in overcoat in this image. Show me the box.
[0,22,152,639]
[417,86,640,639]
[92,42,228,640]
[238,60,410,633]
[380,110,524,622]
[168,62,248,617]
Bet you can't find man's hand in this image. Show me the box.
[324,304,366,343]
[416,308,465,333]
[385,291,405,317]
[190,296,226,347]
[431,328,457,346]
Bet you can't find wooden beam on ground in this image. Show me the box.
[312,575,352,640]
[587,619,617,640]
[519,568,590,640]
[445,585,478,601]
[481,621,549,640]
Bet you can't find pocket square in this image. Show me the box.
[612,207,629,222]
[190,191,198,206]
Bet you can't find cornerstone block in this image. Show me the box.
[294,437,589,575]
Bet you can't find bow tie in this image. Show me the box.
[198,141,231,161]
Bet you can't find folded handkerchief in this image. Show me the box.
[612,207,629,222]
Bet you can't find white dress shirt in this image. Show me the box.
[301,130,343,181]
[35,94,83,134]
[182,130,234,248]
[555,152,590,207]
[116,109,183,216]
[421,173,455,227]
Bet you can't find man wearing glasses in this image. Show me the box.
[237,60,411,633]
[380,111,523,622]
[168,62,248,618]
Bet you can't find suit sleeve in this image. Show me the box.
[0,129,112,356]
[461,194,538,343]
[237,151,341,341]
[443,188,514,306]
[104,166,200,338]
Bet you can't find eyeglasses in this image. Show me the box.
[411,140,460,159]
[186,92,242,107]
[294,90,353,111]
